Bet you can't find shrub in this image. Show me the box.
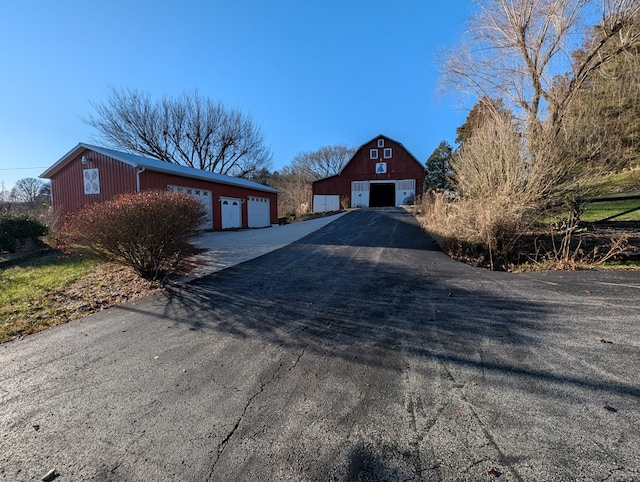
[62,190,206,281]
[0,214,48,252]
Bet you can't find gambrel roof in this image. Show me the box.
[312,134,424,184]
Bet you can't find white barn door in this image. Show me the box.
[247,196,270,228]
[351,181,370,208]
[395,179,416,206]
[220,197,242,229]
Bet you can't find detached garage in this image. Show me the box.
[41,143,279,230]
[312,134,425,211]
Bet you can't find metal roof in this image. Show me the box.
[41,143,279,194]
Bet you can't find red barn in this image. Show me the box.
[40,143,279,230]
[312,134,425,211]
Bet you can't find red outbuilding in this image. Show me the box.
[312,134,425,211]
[40,143,279,230]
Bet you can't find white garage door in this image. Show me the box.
[167,185,213,229]
[247,196,270,228]
[220,197,242,229]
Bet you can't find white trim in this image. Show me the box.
[136,167,145,192]
[370,149,378,159]
[220,196,242,229]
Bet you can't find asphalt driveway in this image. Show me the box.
[1,208,639,481]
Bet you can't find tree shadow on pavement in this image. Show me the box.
[118,205,637,402]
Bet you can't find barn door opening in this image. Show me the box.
[369,183,395,207]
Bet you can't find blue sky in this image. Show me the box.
[0,1,474,190]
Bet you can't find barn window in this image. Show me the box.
[377,139,384,147]
[384,148,392,158]
[370,149,378,159]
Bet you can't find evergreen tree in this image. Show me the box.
[425,141,453,192]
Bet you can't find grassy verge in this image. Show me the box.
[0,252,158,343]
[584,169,640,195]
[582,199,640,222]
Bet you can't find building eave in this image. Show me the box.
[40,143,279,194]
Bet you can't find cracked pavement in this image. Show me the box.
[1,208,639,481]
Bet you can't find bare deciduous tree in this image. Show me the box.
[10,178,50,205]
[270,167,313,216]
[444,0,639,135]
[443,0,640,208]
[290,144,355,180]
[84,88,273,178]
[270,144,355,216]
[0,181,9,202]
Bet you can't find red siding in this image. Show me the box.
[48,147,277,230]
[312,136,425,203]
[50,149,137,223]
[141,171,278,230]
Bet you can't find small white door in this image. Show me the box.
[221,197,242,229]
[247,196,270,228]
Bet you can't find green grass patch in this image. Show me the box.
[584,170,640,196]
[0,253,100,343]
[601,259,640,269]
[582,199,640,222]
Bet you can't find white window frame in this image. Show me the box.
[383,148,392,158]
[370,149,378,159]
[377,139,384,147]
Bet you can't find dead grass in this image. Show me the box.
[415,195,640,271]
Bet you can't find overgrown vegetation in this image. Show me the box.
[417,191,637,270]
[423,0,640,270]
[0,213,48,252]
[62,190,206,281]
